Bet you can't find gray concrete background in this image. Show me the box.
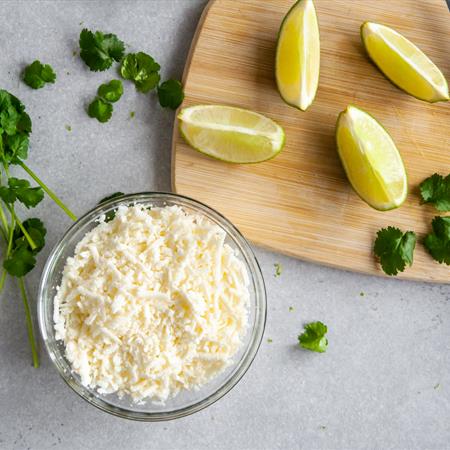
[0,1,448,449]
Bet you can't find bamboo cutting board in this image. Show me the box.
[172,0,450,283]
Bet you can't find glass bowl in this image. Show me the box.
[38,192,266,421]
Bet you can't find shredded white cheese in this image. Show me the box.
[53,205,249,403]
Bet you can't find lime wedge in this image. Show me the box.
[275,0,320,111]
[178,105,285,163]
[361,22,449,103]
[336,105,408,211]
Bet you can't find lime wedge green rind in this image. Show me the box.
[336,105,408,211]
[178,105,285,164]
[361,22,449,103]
[275,0,320,111]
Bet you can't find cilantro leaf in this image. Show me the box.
[99,192,125,222]
[298,321,328,353]
[424,216,450,265]
[88,98,113,123]
[420,174,450,212]
[4,217,46,277]
[23,60,56,89]
[157,79,184,109]
[98,80,123,103]
[0,177,44,208]
[7,134,29,160]
[374,227,417,275]
[4,243,36,277]
[79,29,125,72]
[14,217,47,253]
[0,90,31,164]
[0,186,16,203]
[120,52,160,93]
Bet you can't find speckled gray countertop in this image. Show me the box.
[0,1,449,449]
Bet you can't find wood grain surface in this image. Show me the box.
[172,0,450,282]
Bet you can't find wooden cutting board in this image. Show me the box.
[172,0,450,283]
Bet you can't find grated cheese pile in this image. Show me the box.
[53,204,249,403]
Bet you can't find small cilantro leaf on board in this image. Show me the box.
[374,227,417,276]
[0,177,44,208]
[98,80,123,103]
[424,216,450,265]
[298,321,328,353]
[88,98,113,123]
[157,79,184,109]
[23,61,56,89]
[4,218,46,277]
[120,52,161,93]
[420,174,450,212]
[79,29,125,71]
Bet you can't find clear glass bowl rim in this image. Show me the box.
[37,192,267,421]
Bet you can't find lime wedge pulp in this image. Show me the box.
[336,105,408,211]
[361,22,449,103]
[178,105,285,163]
[275,0,320,111]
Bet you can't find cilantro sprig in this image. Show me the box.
[98,79,123,103]
[424,216,450,265]
[120,53,184,109]
[157,79,184,110]
[298,321,328,353]
[374,227,416,276]
[88,98,113,123]
[78,29,184,120]
[420,174,450,212]
[79,29,125,71]
[23,61,56,89]
[120,52,161,93]
[87,79,123,123]
[0,90,76,367]
[0,177,44,208]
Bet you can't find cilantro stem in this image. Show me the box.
[0,215,15,292]
[0,204,8,242]
[8,206,37,250]
[18,162,77,221]
[18,277,39,368]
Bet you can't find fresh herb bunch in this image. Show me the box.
[80,29,184,122]
[0,89,76,367]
